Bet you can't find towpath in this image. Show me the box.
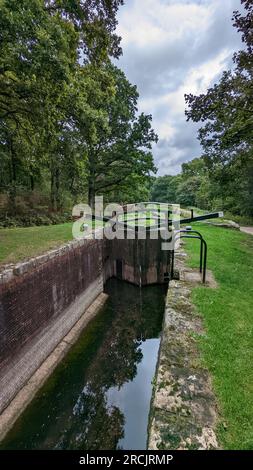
[240,226,253,235]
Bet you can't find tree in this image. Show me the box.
[176,176,201,208]
[0,1,125,213]
[0,1,159,221]
[44,0,124,62]
[182,157,206,178]
[151,175,181,203]
[75,64,158,208]
[185,0,253,216]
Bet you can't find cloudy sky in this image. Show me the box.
[115,0,243,175]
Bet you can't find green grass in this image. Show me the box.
[0,223,74,265]
[184,223,253,449]
[0,217,106,266]
[0,212,160,266]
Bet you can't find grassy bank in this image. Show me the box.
[184,223,253,449]
[0,223,73,266]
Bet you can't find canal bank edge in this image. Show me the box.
[148,249,219,450]
[0,292,108,442]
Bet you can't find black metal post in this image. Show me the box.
[202,239,207,284]
[200,239,203,273]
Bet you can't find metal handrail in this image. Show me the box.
[176,230,206,273]
[171,229,208,284]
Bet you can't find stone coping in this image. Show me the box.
[148,249,219,450]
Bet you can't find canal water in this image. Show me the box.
[1,279,166,450]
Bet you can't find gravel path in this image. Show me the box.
[240,227,253,235]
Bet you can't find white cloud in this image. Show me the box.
[116,0,243,175]
[118,0,210,47]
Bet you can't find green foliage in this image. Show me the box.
[151,175,181,203]
[0,211,72,228]
[176,176,201,207]
[185,0,253,216]
[108,174,153,205]
[80,64,157,207]
[0,1,157,223]
[150,2,252,217]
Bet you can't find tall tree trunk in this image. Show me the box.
[55,167,60,211]
[88,150,96,212]
[51,166,56,211]
[9,137,17,211]
[50,159,60,211]
[88,179,95,212]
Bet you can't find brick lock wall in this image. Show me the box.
[0,231,170,412]
[0,239,103,369]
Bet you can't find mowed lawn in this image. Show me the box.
[0,211,168,266]
[184,223,253,449]
[0,223,73,266]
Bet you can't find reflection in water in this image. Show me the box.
[1,279,166,450]
[106,339,160,450]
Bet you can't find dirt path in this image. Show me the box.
[240,227,253,235]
